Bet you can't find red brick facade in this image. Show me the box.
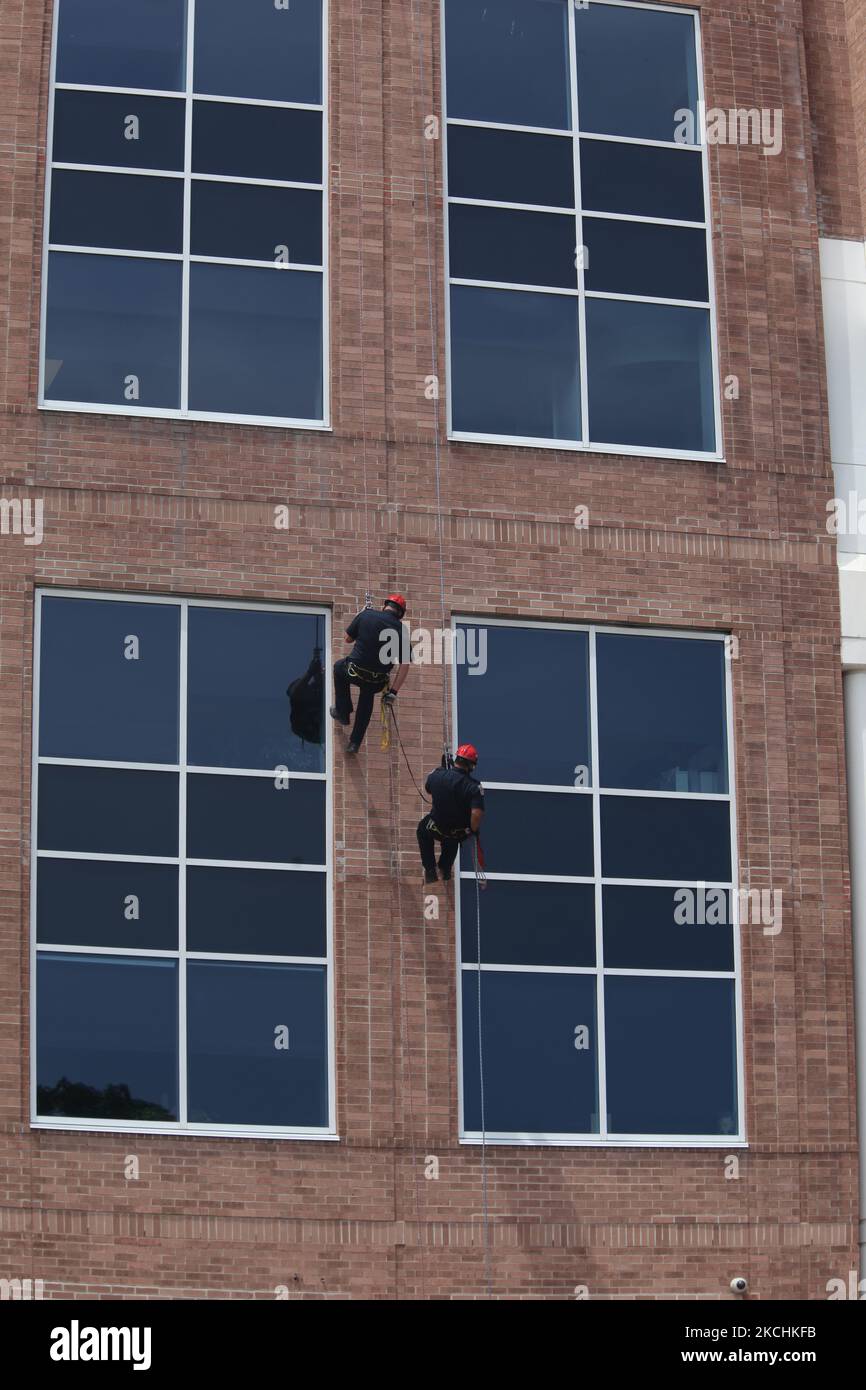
[0,0,860,1299]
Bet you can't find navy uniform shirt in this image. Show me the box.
[345,608,404,675]
[425,766,485,832]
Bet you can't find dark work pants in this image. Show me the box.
[333,657,386,747]
[417,816,463,878]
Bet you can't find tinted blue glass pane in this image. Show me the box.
[456,625,589,784]
[461,790,593,877]
[37,954,178,1121]
[187,961,328,1126]
[602,885,734,972]
[462,971,597,1132]
[45,252,182,407]
[192,102,322,183]
[191,182,322,264]
[450,286,580,440]
[187,867,325,956]
[597,634,728,792]
[188,265,323,419]
[583,219,708,302]
[39,597,180,762]
[188,608,325,772]
[50,170,183,254]
[447,125,574,208]
[586,299,715,453]
[605,977,738,1135]
[461,879,595,966]
[450,205,578,289]
[187,774,325,864]
[52,91,185,171]
[580,140,705,222]
[600,796,731,883]
[37,859,178,950]
[57,0,187,91]
[445,0,571,130]
[574,1,699,143]
[38,766,179,857]
[194,0,322,103]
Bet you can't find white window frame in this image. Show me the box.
[441,0,723,462]
[452,616,745,1147]
[30,589,337,1141]
[39,0,330,431]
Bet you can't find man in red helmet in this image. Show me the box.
[417,744,485,884]
[330,593,410,753]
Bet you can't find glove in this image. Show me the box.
[382,690,397,706]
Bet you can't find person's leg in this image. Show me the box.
[331,658,353,724]
[416,817,439,881]
[437,836,461,880]
[349,683,376,747]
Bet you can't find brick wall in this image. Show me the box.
[0,0,858,1299]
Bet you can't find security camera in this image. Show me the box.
[730,1276,748,1295]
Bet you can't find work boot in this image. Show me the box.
[424,871,438,885]
[330,706,350,727]
[346,741,360,754]
[438,869,452,882]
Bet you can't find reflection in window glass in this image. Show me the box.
[462,971,598,1133]
[37,954,178,1121]
[455,620,738,1142]
[574,1,699,143]
[38,765,179,858]
[187,607,325,772]
[194,0,322,104]
[605,977,737,1135]
[57,0,187,92]
[597,634,728,792]
[456,624,589,784]
[39,597,180,763]
[444,0,716,456]
[450,286,580,439]
[37,859,179,951]
[188,265,323,420]
[444,0,571,130]
[187,962,328,1126]
[33,593,333,1136]
[45,253,182,407]
[586,299,715,453]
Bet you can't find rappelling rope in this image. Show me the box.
[410,0,492,1296]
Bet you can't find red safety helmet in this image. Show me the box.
[456,743,478,764]
[385,593,407,614]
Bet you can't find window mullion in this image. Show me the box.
[568,0,589,446]
[178,599,189,1127]
[180,0,195,414]
[589,628,607,1138]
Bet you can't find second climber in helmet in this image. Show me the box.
[417,744,485,884]
[330,593,409,753]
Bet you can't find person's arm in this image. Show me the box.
[470,807,484,835]
[345,613,361,644]
[390,662,409,694]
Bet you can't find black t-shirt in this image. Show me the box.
[425,767,485,832]
[346,609,404,674]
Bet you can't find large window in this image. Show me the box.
[41,0,327,427]
[31,592,334,1138]
[455,619,742,1144]
[442,0,719,458]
